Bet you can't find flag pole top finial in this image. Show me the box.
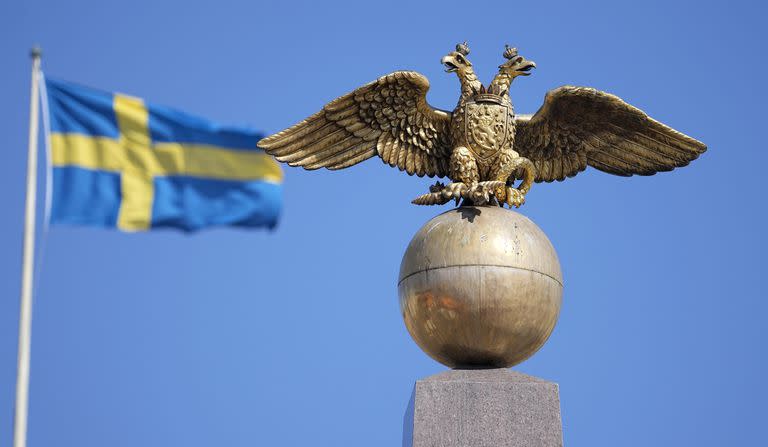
[30,46,42,60]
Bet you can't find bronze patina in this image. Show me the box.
[399,206,562,368]
[258,43,706,207]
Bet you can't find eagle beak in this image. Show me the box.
[520,59,536,73]
[442,55,459,73]
[516,59,536,76]
[500,57,536,76]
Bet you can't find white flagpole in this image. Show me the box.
[14,46,42,447]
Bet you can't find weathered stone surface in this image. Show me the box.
[403,369,562,447]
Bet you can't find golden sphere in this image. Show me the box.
[398,206,562,368]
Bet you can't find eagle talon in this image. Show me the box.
[411,181,469,205]
[505,186,525,208]
[445,181,506,205]
[429,181,446,193]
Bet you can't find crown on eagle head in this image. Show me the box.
[503,44,518,60]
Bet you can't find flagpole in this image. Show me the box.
[14,46,42,447]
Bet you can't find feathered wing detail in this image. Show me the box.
[258,71,453,177]
[514,86,707,182]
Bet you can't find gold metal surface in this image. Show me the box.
[258,42,706,208]
[398,206,562,368]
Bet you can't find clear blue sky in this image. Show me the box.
[1,1,766,446]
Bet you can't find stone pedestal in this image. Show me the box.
[403,369,562,447]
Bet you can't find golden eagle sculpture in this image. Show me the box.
[258,43,706,207]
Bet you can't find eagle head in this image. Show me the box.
[441,41,473,74]
[497,45,536,78]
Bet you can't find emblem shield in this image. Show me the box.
[465,101,510,160]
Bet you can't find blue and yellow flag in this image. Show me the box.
[44,77,283,232]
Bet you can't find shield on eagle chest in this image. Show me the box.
[465,100,510,160]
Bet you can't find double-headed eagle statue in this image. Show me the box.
[258,43,706,207]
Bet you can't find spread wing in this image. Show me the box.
[514,86,707,182]
[258,71,453,177]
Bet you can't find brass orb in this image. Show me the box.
[398,206,562,368]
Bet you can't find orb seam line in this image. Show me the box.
[398,264,563,288]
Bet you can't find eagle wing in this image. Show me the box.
[258,71,452,177]
[514,86,707,182]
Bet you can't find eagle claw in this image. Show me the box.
[429,181,446,193]
[412,181,506,206]
[504,186,526,208]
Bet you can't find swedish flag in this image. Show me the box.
[45,77,283,232]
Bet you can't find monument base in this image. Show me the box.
[403,369,562,447]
